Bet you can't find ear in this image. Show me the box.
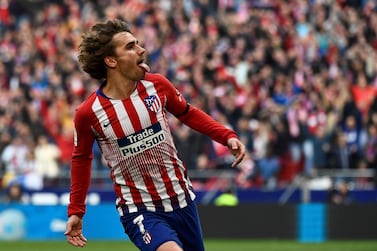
[104,56,117,68]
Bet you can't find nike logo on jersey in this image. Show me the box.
[103,121,111,127]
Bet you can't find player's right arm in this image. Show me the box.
[68,105,95,218]
[65,104,95,246]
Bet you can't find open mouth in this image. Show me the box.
[137,60,150,72]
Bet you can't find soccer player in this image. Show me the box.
[64,19,246,251]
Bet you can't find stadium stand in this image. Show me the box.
[0,0,377,204]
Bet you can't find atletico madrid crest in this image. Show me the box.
[144,95,161,113]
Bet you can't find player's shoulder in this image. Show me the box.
[144,72,171,84]
[75,91,97,114]
[142,73,176,94]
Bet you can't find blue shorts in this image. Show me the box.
[119,201,205,251]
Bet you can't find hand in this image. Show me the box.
[227,137,246,168]
[65,215,87,247]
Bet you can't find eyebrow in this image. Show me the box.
[125,39,138,47]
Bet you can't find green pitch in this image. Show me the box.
[1,239,377,251]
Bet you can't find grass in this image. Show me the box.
[1,239,377,251]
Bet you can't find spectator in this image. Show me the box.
[256,144,281,190]
[363,124,377,169]
[1,181,29,204]
[340,115,363,169]
[34,134,61,187]
[327,181,353,205]
[330,131,351,171]
[1,136,30,179]
[351,73,375,122]
[286,99,315,177]
[21,149,43,191]
[312,126,332,170]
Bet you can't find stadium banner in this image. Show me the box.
[298,203,325,242]
[198,204,297,239]
[327,204,377,239]
[0,204,127,240]
[1,203,377,241]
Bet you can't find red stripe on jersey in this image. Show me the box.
[165,158,180,207]
[123,98,142,131]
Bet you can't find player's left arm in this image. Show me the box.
[226,137,246,168]
[162,76,245,167]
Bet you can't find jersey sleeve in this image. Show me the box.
[156,74,238,146]
[177,105,238,146]
[67,105,95,218]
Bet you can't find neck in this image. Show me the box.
[102,77,137,100]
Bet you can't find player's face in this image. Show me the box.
[111,32,149,81]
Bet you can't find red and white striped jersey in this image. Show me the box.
[68,73,238,217]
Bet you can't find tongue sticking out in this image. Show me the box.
[138,63,150,72]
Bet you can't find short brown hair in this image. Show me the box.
[78,19,131,80]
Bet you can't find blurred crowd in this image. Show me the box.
[0,0,377,194]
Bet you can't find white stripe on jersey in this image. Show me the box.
[129,92,152,129]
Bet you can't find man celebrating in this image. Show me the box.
[65,19,245,251]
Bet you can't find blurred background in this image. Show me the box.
[0,0,377,243]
